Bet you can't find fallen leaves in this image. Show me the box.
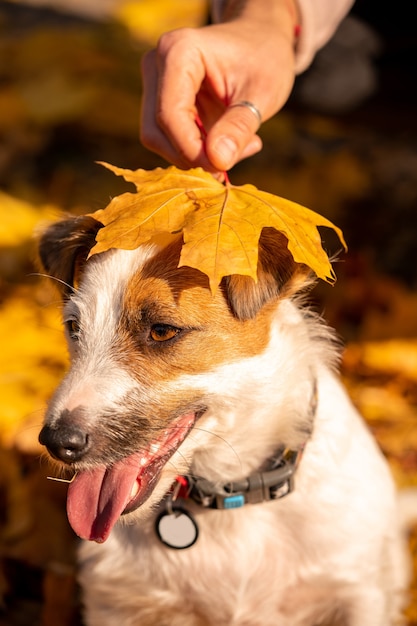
[344,339,417,382]
[89,164,347,292]
[0,192,56,246]
[342,339,417,487]
[0,288,68,450]
[0,193,68,450]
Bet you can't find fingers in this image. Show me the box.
[140,34,214,171]
[141,51,263,172]
[205,103,264,171]
[139,23,295,173]
[140,50,178,162]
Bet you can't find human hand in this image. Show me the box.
[140,1,298,174]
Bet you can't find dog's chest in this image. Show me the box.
[79,502,328,622]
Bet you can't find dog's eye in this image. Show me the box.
[150,324,180,342]
[65,318,80,340]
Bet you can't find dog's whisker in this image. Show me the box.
[138,423,243,473]
[28,271,76,293]
[191,427,243,473]
[47,473,77,484]
[166,457,185,476]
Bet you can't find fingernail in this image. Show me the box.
[212,136,238,170]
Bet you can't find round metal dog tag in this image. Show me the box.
[155,504,199,549]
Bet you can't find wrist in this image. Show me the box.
[213,0,300,43]
[281,0,301,39]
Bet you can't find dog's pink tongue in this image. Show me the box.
[67,458,139,543]
[66,414,196,543]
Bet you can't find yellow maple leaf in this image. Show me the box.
[89,164,346,292]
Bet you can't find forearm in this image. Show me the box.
[211,0,355,73]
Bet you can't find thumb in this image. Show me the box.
[205,103,263,171]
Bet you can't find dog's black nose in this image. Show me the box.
[39,421,90,463]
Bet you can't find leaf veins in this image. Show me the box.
[88,163,346,292]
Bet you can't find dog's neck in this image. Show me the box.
[155,376,317,549]
[171,377,318,511]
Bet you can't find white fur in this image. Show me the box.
[47,246,410,626]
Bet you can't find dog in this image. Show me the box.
[38,214,410,626]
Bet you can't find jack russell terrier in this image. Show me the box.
[38,215,410,626]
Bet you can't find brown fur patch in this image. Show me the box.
[117,234,302,381]
[224,228,311,320]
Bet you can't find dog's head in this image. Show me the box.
[38,215,318,542]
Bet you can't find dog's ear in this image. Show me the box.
[38,215,103,297]
[222,227,311,320]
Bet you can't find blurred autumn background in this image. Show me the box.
[0,0,416,624]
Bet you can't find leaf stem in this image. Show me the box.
[195,114,229,185]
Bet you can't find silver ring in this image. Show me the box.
[229,100,262,125]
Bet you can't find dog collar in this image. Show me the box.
[177,446,303,510]
[155,447,305,549]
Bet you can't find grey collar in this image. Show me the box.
[156,450,305,549]
[173,446,305,510]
